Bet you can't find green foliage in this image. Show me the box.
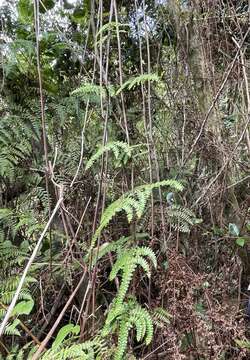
[116,74,161,95]
[41,336,107,360]
[95,22,129,46]
[110,246,157,304]
[11,299,34,317]
[0,124,31,179]
[96,22,129,39]
[0,240,36,337]
[98,241,157,358]
[26,186,51,215]
[18,0,33,24]
[1,0,247,358]
[90,233,149,266]
[0,104,40,180]
[235,339,250,350]
[0,205,47,242]
[85,141,132,170]
[151,307,172,328]
[235,237,246,247]
[91,179,183,248]
[0,241,26,271]
[4,319,21,336]
[71,83,115,104]
[167,204,201,233]
[0,344,31,360]
[52,324,80,350]
[102,297,154,360]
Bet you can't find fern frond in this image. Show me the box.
[0,109,40,180]
[108,246,157,305]
[102,303,125,336]
[115,320,130,360]
[71,83,114,104]
[89,233,149,267]
[116,265,137,304]
[41,337,107,360]
[167,205,200,233]
[104,298,154,360]
[1,275,36,294]
[138,308,153,345]
[152,307,172,328]
[96,22,129,39]
[28,187,51,214]
[134,256,151,277]
[4,319,21,336]
[109,246,156,281]
[90,179,183,249]
[85,141,131,170]
[129,308,147,342]
[134,246,157,269]
[116,73,161,95]
[0,241,26,271]
[0,289,32,306]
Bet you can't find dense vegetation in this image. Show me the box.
[0,0,249,358]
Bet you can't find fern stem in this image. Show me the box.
[70,105,91,187]
[113,0,130,145]
[134,0,155,243]
[34,0,53,273]
[34,0,49,173]
[0,340,9,355]
[142,0,166,247]
[91,0,106,334]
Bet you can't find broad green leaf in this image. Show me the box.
[12,299,34,317]
[52,324,80,349]
[235,237,246,247]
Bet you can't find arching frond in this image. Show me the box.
[116,73,161,95]
[90,179,183,249]
[85,141,131,171]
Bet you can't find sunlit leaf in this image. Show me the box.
[12,299,34,317]
[228,223,240,236]
[235,237,246,247]
[52,324,80,349]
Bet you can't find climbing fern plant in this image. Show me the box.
[90,179,183,249]
[86,179,183,359]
